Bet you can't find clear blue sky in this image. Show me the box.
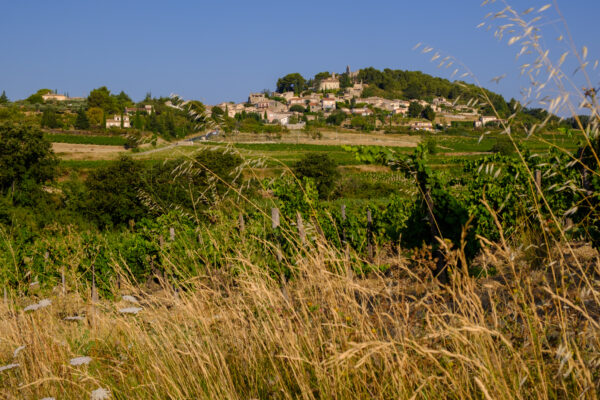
[0,0,598,106]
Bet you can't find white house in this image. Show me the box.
[321,98,337,110]
[106,114,130,128]
[319,74,340,91]
[42,93,68,102]
[410,121,434,131]
[474,115,501,128]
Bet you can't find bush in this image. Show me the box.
[424,137,438,154]
[289,105,306,113]
[491,137,515,156]
[293,153,339,199]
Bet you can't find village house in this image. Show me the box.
[474,115,501,128]
[409,121,434,131]
[362,97,385,108]
[106,114,130,128]
[248,93,266,104]
[351,107,373,116]
[433,97,453,108]
[288,97,305,106]
[266,111,292,125]
[321,98,337,110]
[345,82,364,98]
[42,93,68,102]
[125,105,153,115]
[318,74,340,91]
[281,91,295,101]
[307,101,321,112]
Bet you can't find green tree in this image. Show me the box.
[115,91,133,110]
[313,71,331,87]
[421,105,436,121]
[86,107,104,127]
[293,153,339,199]
[75,108,90,130]
[326,111,346,126]
[40,109,62,129]
[408,101,423,118]
[289,104,306,113]
[276,73,306,94]
[83,157,145,228]
[87,86,118,114]
[0,91,8,104]
[0,123,58,200]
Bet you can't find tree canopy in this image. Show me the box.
[0,123,58,197]
[276,73,306,94]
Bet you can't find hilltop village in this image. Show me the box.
[207,66,502,132]
[0,66,560,141]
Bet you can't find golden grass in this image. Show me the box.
[1,238,599,399]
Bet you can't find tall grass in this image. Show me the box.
[0,232,599,398]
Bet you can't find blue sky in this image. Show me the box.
[0,0,598,106]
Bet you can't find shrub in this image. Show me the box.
[293,153,339,199]
[491,137,515,156]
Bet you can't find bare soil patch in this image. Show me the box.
[222,130,420,148]
[52,143,125,160]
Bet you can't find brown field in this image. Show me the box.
[221,130,420,147]
[51,143,125,160]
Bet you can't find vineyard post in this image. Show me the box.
[91,263,98,302]
[342,204,352,279]
[367,208,374,262]
[272,208,282,262]
[341,204,347,243]
[62,267,66,295]
[3,286,7,306]
[238,212,245,232]
[272,207,289,302]
[169,227,175,242]
[297,212,306,246]
[535,169,542,191]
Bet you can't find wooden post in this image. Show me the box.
[272,208,282,262]
[271,208,280,229]
[367,209,374,262]
[3,287,7,306]
[198,232,204,246]
[61,267,65,295]
[341,204,351,279]
[238,212,245,232]
[341,204,347,243]
[297,212,306,246]
[159,235,165,248]
[91,264,98,302]
[535,169,542,190]
[169,227,175,242]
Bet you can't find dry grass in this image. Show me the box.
[51,143,125,160]
[1,238,599,399]
[220,130,420,148]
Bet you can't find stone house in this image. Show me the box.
[106,114,130,128]
[248,93,266,104]
[321,98,337,110]
[319,73,340,91]
[42,93,68,102]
